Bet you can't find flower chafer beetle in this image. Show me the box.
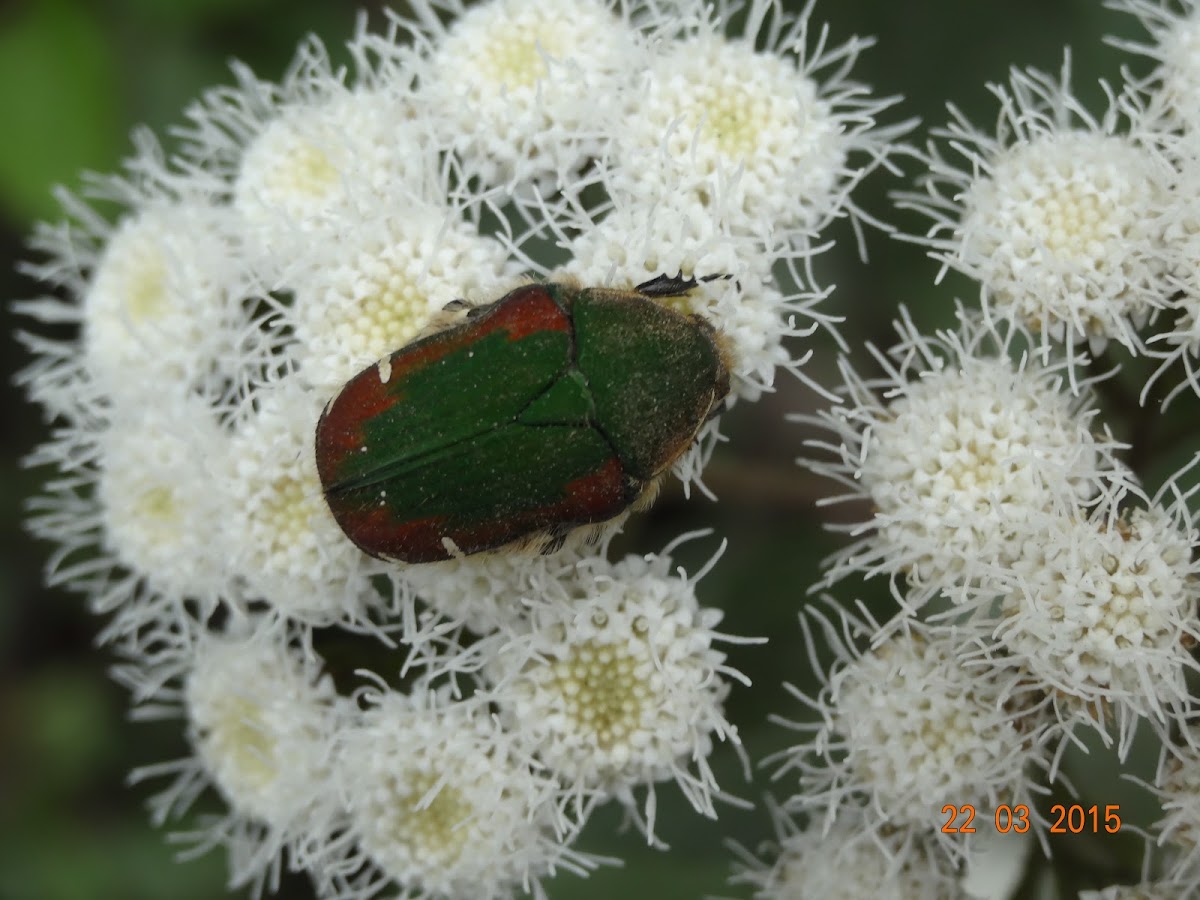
[315,274,731,563]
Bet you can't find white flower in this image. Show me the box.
[312,685,596,900]
[1109,0,1200,131]
[1148,733,1200,891]
[897,57,1173,357]
[98,399,234,605]
[289,197,520,394]
[481,548,744,834]
[16,135,266,418]
[801,308,1126,608]
[415,0,639,188]
[80,203,252,403]
[977,488,1200,754]
[1143,129,1200,405]
[125,617,345,895]
[775,607,1044,857]
[619,0,907,235]
[231,91,432,266]
[730,801,965,900]
[184,627,342,827]
[179,35,438,270]
[22,396,235,647]
[222,382,380,623]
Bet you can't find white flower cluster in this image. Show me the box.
[16,0,907,897]
[741,2,1200,897]
[893,14,1200,406]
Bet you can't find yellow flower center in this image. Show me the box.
[259,475,319,556]
[549,639,646,750]
[206,694,277,789]
[481,28,564,89]
[124,252,169,322]
[265,140,339,199]
[702,85,766,158]
[134,484,179,522]
[389,772,473,867]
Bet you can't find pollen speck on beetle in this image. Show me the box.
[376,358,393,384]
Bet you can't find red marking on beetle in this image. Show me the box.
[383,286,568,385]
[557,457,633,517]
[316,369,401,463]
[475,285,571,342]
[314,369,408,488]
[317,285,572,484]
[336,502,454,563]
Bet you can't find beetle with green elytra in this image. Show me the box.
[315,273,733,563]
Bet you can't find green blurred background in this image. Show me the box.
[0,1,1171,898]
